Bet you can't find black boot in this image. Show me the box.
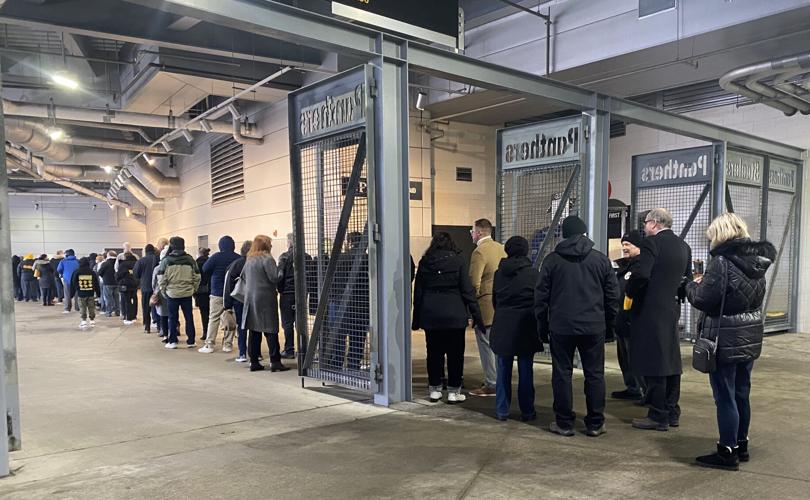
[270,363,291,372]
[737,439,749,462]
[696,444,739,471]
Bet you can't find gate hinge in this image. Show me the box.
[714,153,721,166]
[583,123,591,141]
[373,223,381,242]
[374,363,383,383]
[369,79,378,98]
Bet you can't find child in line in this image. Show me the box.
[70,257,101,330]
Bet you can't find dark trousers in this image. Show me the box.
[63,279,75,311]
[550,334,606,430]
[14,280,23,301]
[195,294,210,341]
[40,287,53,305]
[280,294,296,354]
[644,374,681,424]
[616,334,644,395]
[249,330,281,366]
[709,360,754,447]
[167,296,195,345]
[54,277,64,301]
[151,304,160,326]
[234,301,247,357]
[424,329,465,389]
[140,289,153,331]
[120,289,138,321]
[496,354,535,418]
[159,314,169,337]
[24,278,39,301]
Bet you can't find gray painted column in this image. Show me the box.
[371,37,412,405]
[711,141,727,219]
[582,105,611,253]
[0,88,22,477]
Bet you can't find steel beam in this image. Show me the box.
[582,104,611,253]
[712,141,728,218]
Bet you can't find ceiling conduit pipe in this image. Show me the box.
[123,177,164,210]
[4,118,72,161]
[61,136,169,155]
[4,145,111,181]
[719,52,810,116]
[129,158,181,198]
[229,104,264,146]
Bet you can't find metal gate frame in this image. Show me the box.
[289,65,380,393]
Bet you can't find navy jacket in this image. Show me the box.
[202,236,240,297]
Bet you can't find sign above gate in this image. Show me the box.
[769,159,798,193]
[633,146,713,188]
[289,65,367,144]
[498,117,581,171]
[726,150,764,187]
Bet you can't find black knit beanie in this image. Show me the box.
[621,230,643,248]
[561,216,587,239]
[504,236,529,258]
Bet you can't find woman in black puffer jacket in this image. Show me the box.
[413,232,484,404]
[686,213,775,471]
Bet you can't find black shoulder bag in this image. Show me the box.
[692,256,727,374]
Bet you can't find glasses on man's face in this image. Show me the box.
[644,219,654,226]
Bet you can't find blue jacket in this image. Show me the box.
[57,255,80,282]
[202,236,240,297]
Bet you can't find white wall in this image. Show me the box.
[608,102,810,332]
[8,192,146,257]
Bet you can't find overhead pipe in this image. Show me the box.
[61,136,169,155]
[719,52,810,116]
[129,158,181,198]
[4,118,72,161]
[228,104,264,146]
[4,145,111,181]
[124,177,164,210]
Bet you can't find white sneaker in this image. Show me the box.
[198,345,214,354]
[235,355,247,363]
[63,310,71,314]
[222,344,233,353]
[89,320,96,327]
[79,321,87,329]
[150,323,158,330]
[429,390,443,403]
[447,392,466,404]
[164,342,177,349]
[123,320,133,326]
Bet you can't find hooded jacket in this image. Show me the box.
[535,235,620,339]
[491,255,543,356]
[57,254,80,282]
[158,249,201,299]
[98,257,118,286]
[277,247,314,296]
[70,262,101,298]
[134,249,159,292]
[202,236,240,297]
[412,249,483,331]
[115,253,139,290]
[686,238,775,364]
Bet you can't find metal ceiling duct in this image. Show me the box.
[4,118,72,161]
[719,52,810,116]
[124,177,164,210]
[3,143,111,181]
[128,158,181,198]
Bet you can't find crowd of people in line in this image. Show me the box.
[412,210,775,472]
[13,207,774,472]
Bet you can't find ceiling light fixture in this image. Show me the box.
[102,165,113,174]
[181,129,193,143]
[51,72,79,90]
[416,91,428,111]
[161,140,173,152]
[142,153,155,166]
[47,127,64,141]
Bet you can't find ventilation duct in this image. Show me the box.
[719,52,810,116]
[125,177,164,210]
[129,158,182,198]
[4,118,71,162]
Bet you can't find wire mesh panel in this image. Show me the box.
[725,149,764,239]
[632,146,714,341]
[763,159,800,330]
[500,161,582,266]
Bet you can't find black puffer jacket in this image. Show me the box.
[412,249,483,331]
[686,238,775,364]
[491,256,543,356]
[115,253,139,290]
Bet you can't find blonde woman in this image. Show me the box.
[240,235,288,373]
[686,213,775,471]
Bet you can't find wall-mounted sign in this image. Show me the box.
[726,150,764,187]
[409,181,423,201]
[331,0,459,48]
[498,117,582,171]
[289,66,367,144]
[341,177,423,201]
[769,159,798,193]
[633,146,713,188]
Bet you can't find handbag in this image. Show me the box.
[692,257,728,374]
[230,276,246,303]
[220,309,237,331]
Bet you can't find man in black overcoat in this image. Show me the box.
[626,208,692,431]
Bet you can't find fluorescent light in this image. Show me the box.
[47,128,64,140]
[51,73,79,90]
[142,153,155,166]
[102,165,113,174]
[125,207,132,218]
[416,91,427,111]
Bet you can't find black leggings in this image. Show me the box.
[120,289,138,321]
[425,329,466,389]
[140,289,153,330]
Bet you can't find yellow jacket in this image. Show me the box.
[469,237,506,326]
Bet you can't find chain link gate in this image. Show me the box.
[289,66,377,391]
[631,146,716,341]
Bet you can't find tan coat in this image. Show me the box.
[469,237,506,326]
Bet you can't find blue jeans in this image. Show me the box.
[234,301,247,357]
[167,296,196,345]
[709,360,754,447]
[496,355,536,419]
[103,285,120,315]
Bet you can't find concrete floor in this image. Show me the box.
[3,301,810,499]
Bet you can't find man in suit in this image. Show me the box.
[468,218,507,397]
[627,208,692,431]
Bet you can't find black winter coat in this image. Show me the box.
[12,256,21,286]
[98,258,117,286]
[534,235,619,340]
[412,250,483,331]
[134,252,159,292]
[626,229,692,377]
[195,256,210,295]
[686,238,774,364]
[223,257,246,310]
[19,259,36,282]
[115,253,138,290]
[491,256,543,356]
[37,262,56,288]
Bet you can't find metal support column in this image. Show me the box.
[371,36,412,405]
[582,104,611,252]
[712,141,727,218]
[1,88,22,477]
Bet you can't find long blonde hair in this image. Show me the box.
[247,235,273,257]
[706,213,749,249]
